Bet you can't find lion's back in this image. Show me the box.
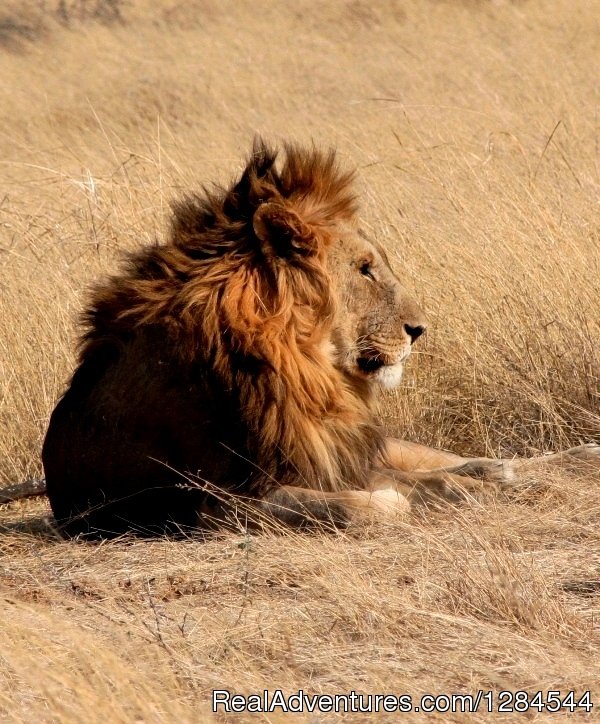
[42,326,250,537]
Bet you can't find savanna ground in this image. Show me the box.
[1,1,599,721]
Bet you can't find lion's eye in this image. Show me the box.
[360,261,375,280]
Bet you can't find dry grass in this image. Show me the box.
[0,0,599,720]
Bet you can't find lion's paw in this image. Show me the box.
[362,488,410,520]
[448,458,516,486]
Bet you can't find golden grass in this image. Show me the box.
[0,0,599,720]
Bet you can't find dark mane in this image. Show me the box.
[80,138,358,362]
[43,139,385,539]
[73,139,380,499]
[169,137,358,259]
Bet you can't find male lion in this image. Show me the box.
[41,139,599,537]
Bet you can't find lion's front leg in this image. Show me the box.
[381,437,523,494]
[382,438,467,472]
[381,439,600,493]
[382,438,513,484]
[369,466,503,506]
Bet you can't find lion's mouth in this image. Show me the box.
[357,354,386,375]
[354,349,407,389]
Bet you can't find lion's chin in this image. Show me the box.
[373,362,405,389]
[353,354,406,389]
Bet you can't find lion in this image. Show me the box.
[39,138,599,538]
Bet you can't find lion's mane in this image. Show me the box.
[78,140,385,496]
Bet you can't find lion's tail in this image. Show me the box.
[0,478,47,504]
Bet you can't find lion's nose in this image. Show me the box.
[404,323,426,344]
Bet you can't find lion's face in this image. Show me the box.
[327,226,426,389]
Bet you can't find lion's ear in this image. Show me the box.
[253,202,319,258]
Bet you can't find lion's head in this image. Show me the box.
[165,138,426,394]
[326,224,426,389]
